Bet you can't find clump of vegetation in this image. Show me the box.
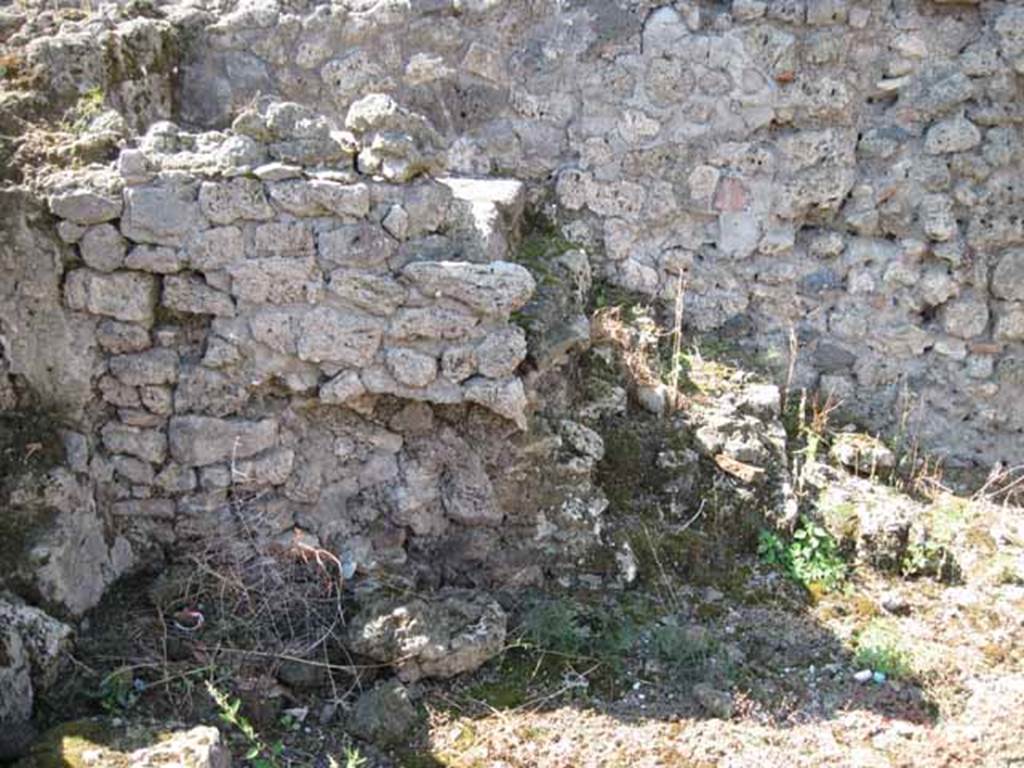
[853,619,914,679]
[65,86,106,134]
[206,680,285,768]
[758,517,848,593]
[649,623,720,684]
[519,596,639,669]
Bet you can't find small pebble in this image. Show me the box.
[853,669,873,683]
[873,671,887,684]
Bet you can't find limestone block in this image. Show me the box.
[295,307,384,366]
[163,275,236,316]
[992,249,1024,302]
[168,415,279,467]
[318,223,396,267]
[188,226,244,272]
[64,269,159,326]
[125,244,187,274]
[463,376,529,429]
[79,224,127,272]
[109,348,179,386]
[925,116,982,155]
[198,178,274,224]
[229,257,321,304]
[401,261,535,317]
[49,189,122,224]
[101,422,167,464]
[386,348,437,388]
[121,186,203,246]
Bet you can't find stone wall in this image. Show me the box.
[165,0,1024,469]
[4,0,1024,616]
[27,103,616,608]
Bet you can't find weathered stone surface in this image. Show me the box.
[109,348,179,386]
[0,596,72,759]
[402,261,535,316]
[163,275,236,316]
[188,226,244,272]
[317,223,395,267]
[924,116,982,155]
[125,244,187,274]
[319,371,366,404]
[50,190,122,224]
[78,224,127,272]
[295,307,383,366]
[348,680,419,746]
[463,376,529,430]
[168,416,279,467]
[1,191,99,414]
[386,348,437,388]
[267,180,369,218]
[475,327,528,378]
[993,250,1024,302]
[198,178,274,225]
[101,422,167,464]
[18,722,231,768]
[347,590,507,682]
[121,186,203,246]
[64,269,158,326]
[229,257,320,304]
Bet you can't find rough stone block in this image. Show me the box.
[168,415,279,466]
[50,190,122,224]
[101,422,167,464]
[121,186,203,246]
[79,224,127,272]
[317,224,396,267]
[229,257,321,304]
[109,348,179,386]
[992,249,1024,301]
[163,275,236,316]
[198,178,274,225]
[295,307,383,366]
[188,226,244,272]
[125,244,187,274]
[401,261,535,317]
[64,269,159,326]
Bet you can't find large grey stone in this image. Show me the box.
[168,416,279,467]
[348,680,419,747]
[64,269,158,326]
[163,275,236,317]
[401,260,535,316]
[0,597,72,760]
[295,307,383,366]
[198,178,274,225]
[993,249,1024,302]
[229,258,321,305]
[78,224,127,272]
[101,422,167,464]
[49,189,122,224]
[121,186,204,246]
[109,348,179,386]
[347,590,507,682]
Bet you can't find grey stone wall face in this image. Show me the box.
[8,0,1024,612]
[163,0,1024,469]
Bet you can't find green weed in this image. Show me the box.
[853,619,913,678]
[205,680,284,768]
[758,517,847,593]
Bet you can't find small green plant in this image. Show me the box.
[96,667,143,714]
[649,624,717,683]
[206,680,284,768]
[854,619,913,678]
[758,517,847,593]
[342,746,368,768]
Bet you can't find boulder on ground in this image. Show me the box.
[347,589,507,682]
